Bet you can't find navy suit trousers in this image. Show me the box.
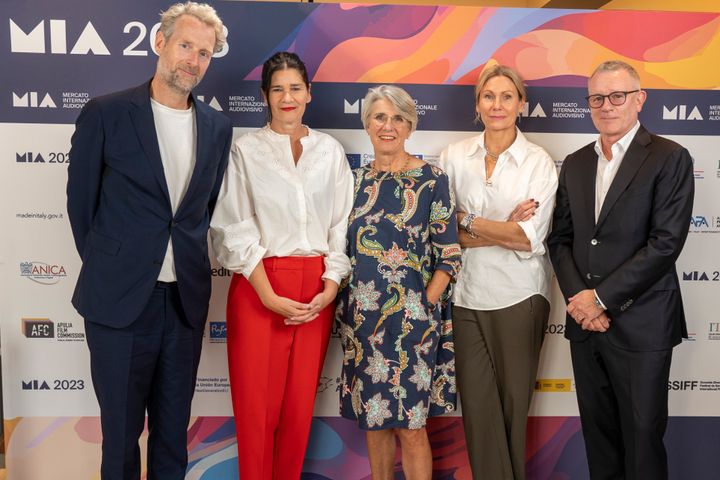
[85,282,204,480]
[570,334,672,480]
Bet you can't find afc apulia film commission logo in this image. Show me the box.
[22,317,54,338]
[21,317,85,341]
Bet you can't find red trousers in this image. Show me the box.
[226,256,333,480]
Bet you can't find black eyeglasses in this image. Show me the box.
[585,90,639,109]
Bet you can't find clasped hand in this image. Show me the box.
[262,289,335,326]
[567,289,610,332]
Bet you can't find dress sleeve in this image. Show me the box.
[209,141,266,277]
[323,142,354,285]
[429,168,462,278]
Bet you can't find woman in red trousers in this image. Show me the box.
[210,51,353,479]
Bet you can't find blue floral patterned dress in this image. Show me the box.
[337,163,462,430]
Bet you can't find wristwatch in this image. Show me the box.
[593,291,605,310]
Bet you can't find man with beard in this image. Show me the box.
[66,3,232,478]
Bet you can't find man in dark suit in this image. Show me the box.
[66,3,232,478]
[548,60,694,480]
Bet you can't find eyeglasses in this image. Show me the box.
[371,113,408,127]
[585,90,639,109]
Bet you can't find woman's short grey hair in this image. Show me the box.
[361,85,418,133]
[590,60,641,88]
[159,2,226,53]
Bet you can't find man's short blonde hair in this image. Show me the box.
[159,2,226,53]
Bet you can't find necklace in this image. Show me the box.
[483,132,516,186]
[371,153,411,180]
[483,142,503,186]
[484,147,500,160]
[484,156,495,186]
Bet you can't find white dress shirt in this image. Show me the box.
[594,121,640,221]
[210,125,353,285]
[151,98,196,282]
[439,129,558,310]
[592,120,641,308]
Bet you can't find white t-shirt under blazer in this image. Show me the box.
[151,98,196,282]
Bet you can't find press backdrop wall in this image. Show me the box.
[1,1,719,479]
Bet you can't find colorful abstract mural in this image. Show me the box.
[242,6,720,89]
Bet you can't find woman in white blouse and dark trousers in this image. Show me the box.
[210,52,353,480]
[439,65,558,480]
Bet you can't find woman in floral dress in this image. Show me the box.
[337,85,461,480]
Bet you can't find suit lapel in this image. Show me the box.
[177,95,210,213]
[578,146,598,228]
[129,81,171,206]
[595,126,651,231]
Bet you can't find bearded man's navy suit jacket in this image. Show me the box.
[67,80,232,329]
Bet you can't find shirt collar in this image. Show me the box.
[467,128,529,167]
[593,121,640,159]
[262,124,314,143]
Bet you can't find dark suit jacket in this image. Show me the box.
[67,80,232,329]
[548,125,694,351]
